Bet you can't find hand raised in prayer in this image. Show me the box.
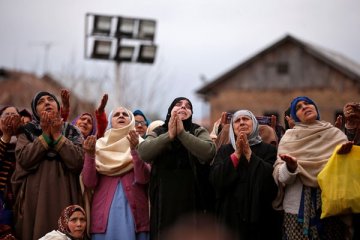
[337,141,353,155]
[334,115,343,129]
[40,111,52,136]
[60,89,70,109]
[175,112,184,135]
[0,115,19,142]
[168,112,177,140]
[279,154,298,173]
[285,115,295,129]
[97,94,108,113]
[127,130,139,150]
[83,135,96,156]
[49,113,63,140]
[236,132,251,161]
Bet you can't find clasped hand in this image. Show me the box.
[168,111,184,140]
[234,132,252,161]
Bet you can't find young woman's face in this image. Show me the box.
[36,95,58,117]
[295,101,318,124]
[232,115,253,137]
[76,114,93,137]
[111,107,131,129]
[68,211,86,239]
[171,99,192,120]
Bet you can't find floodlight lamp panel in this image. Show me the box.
[91,40,112,59]
[138,20,156,40]
[96,42,111,55]
[137,44,157,63]
[142,46,156,58]
[115,46,135,62]
[93,16,112,35]
[119,47,134,58]
[117,18,136,38]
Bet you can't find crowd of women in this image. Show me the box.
[0,90,359,240]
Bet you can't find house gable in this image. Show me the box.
[196,34,360,126]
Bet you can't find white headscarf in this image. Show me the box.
[229,110,262,150]
[95,107,140,176]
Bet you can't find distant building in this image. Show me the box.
[0,68,95,120]
[196,34,360,127]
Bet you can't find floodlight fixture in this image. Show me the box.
[138,20,156,41]
[115,45,135,62]
[117,18,136,38]
[93,15,112,35]
[137,44,157,63]
[91,40,112,59]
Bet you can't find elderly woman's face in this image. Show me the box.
[233,115,253,137]
[111,107,131,129]
[68,210,86,239]
[171,99,192,120]
[295,101,318,124]
[36,95,58,117]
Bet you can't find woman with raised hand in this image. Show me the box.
[12,91,84,240]
[82,106,150,239]
[273,96,352,239]
[210,109,281,240]
[137,97,216,240]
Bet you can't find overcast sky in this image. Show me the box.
[1,0,360,120]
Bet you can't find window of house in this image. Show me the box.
[277,62,289,75]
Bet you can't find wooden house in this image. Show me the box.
[196,34,360,127]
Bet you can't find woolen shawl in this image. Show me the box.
[272,120,348,209]
[95,108,142,176]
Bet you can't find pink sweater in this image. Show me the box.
[82,150,150,233]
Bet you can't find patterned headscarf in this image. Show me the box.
[58,205,86,237]
[290,96,320,123]
[229,110,262,150]
[31,91,60,122]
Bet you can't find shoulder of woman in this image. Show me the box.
[39,230,67,240]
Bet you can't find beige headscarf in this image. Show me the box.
[272,120,348,209]
[95,107,141,176]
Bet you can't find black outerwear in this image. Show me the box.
[145,125,215,240]
[210,142,282,240]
